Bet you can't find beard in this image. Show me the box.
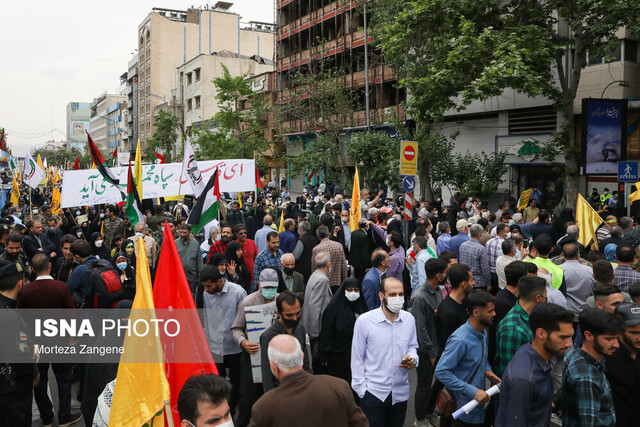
[479,316,493,328]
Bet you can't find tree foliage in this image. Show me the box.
[443,152,509,199]
[368,0,640,207]
[33,147,88,167]
[279,55,355,184]
[144,109,180,163]
[193,64,272,160]
[346,132,401,192]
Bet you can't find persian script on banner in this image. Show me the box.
[61,159,255,208]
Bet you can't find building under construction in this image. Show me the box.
[276,0,406,144]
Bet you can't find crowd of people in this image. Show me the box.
[1,179,639,427]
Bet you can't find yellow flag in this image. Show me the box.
[51,187,61,215]
[108,237,171,427]
[629,182,640,203]
[278,209,285,233]
[238,193,243,208]
[36,154,44,170]
[349,166,361,231]
[576,193,604,250]
[134,139,143,200]
[10,176,19,206]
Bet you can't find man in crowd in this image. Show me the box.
[523,199,540,223]
[312,225,348,291]
[349,219,372,283]
[102,204,122,249]
[437,221,452,255]
[562,309,623,427]
[495,239,518,290]
[207,222,233,262]
[252,335,367,427]
[562,243,596,323]
[412,258,447,427]
[352,277,419,427]
[435,290,501,426]
[254,215,274,253]
[302,250,333,356]
[278,253,305,298]
[260,291,310,392]
[134,222,157,267]
[176,224,204,294]
[486,223,509,291]
[527,234,566,294]
[196,265,246,418]
[22,220,45,261]
[362,249,390,310]
[231,268,279,427]
[292,220,318,283]
[607,302,640,426]
[18,253,81,426]
[56,234,78,283]
[1,233,30,274]
[530,210,558,242]
[177,374,233,427]
[252,231,283,290]
[449,219,469,259]
[408,236,433,293]
[459,224,491,291]
[613,244,640,292]
[278,218,298,254]
[494,276,547,377]
[497,303,574,427]
[226,202,245,227]
[233,223,258,284]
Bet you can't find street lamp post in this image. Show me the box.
[601,80,629,98]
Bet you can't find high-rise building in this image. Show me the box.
[124,54,139,155]
[137,3,275,147]
[66,102,92,151]
[90,93,127,152]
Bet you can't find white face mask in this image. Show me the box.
[505,232,512,239]
[384,296,404,313]
[32,210,39,215]
[190,420,233,427]
[481,212,488,219]
[135,232,144,239]
[100,213,105,218]
[95,240,103,248]
[345,291,360,302]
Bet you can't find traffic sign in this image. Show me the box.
[402,176,416,193]
[400,140,418,176]
[618,161,639,182]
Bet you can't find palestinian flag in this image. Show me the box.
[255,167,263,193]
[154,147,166,164]
[111,147,118,167]
[125,160,144,226]
[187,168,220,234]
[86,130,120,187]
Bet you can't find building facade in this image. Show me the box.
[65,102,92,151]
[90,93,127,152]
[137,4,275,147]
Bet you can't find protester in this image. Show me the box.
[459,224,491,291]
[362,249,390,310]
[252,231,283,290]
[352,277,418,427]
[277,253,305,297]
[311,225,348,290]
[177,374,233,427]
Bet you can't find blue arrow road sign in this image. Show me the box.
[402,176,416,193]
[618,161,639,182]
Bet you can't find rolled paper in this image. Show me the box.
[452,384,501,420]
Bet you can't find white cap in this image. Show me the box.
[456,219,469,231]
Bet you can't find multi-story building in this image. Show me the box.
[276,0,406,191]
[137,3,275,147]
[90,93,127,152]
[65,102,92,151]
[124,54,139,154]
[438,35,640,208]
[176,50,274,131]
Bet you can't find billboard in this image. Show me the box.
[583,98,627,175]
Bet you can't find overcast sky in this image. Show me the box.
[0,0,274,156]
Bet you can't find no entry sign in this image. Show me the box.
[400,140,418,175]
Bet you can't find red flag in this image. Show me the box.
[154,147,166,164]
[255,167,263,193]
[153,224,218,426]
[72,157,80,170]
[112,147,118,167]
[0,128,5,152]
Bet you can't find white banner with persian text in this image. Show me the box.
[61,159,255,208]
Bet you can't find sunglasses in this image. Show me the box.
[237,231,247,235]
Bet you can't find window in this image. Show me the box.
[624,39,638,62]
[194,68,201,82]
[195,96,201,109]
[187,73,193,85]
[509,107,557,134]
[187,99,192,111]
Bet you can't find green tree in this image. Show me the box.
[346,132,401,192]
[279,55,356,184]
[33,147,85,167]
[368,0,640,208]
[143,110,180,163]
[193,64,272,160]
[443,152,509,199]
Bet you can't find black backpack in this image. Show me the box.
[87,259,125,308]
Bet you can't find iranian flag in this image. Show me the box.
[187,168,220,234]
[125,160,144,226]
[154,147,166,164]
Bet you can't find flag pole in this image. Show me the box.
[176,141,186,221]
[164,400,175,427]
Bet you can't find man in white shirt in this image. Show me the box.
[496,239,519,290]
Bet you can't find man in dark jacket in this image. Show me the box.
[293,220,318,283]
[529,210,558,242]
[349,220,373,283]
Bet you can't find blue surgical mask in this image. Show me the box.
[117,262,128,270]
[261,287,277,300]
